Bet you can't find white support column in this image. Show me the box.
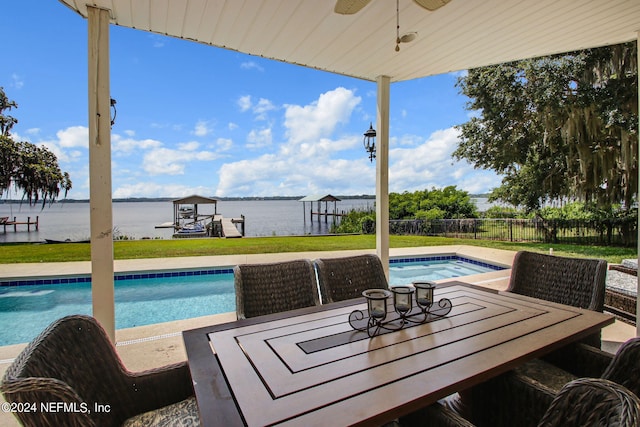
[376,76,391,280]
[636,32,640,338]
[88,6,115,342]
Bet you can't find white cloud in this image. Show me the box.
[216,88,369,197]
[214,138,233,151]
[246,128,272,149]
[178,141,200,151]
[389,128,458,191]
[25,126,89,163]
[253,98,275,120]
[57,126,88,148]
[11,73,24,89]
[149,34,165,48]
[216,154,374,197]
[237,95,252,112]
[456,172,501,194]
[236,95,276,120]
[394,134,422,147]
[143,147,219,175]
[240,61,264,72]
[112,135,163,153]
[284,87,361,145]
[294,135,359,160]
[193,120,212,137]
[113,182,214,199]
[388,127,501,193]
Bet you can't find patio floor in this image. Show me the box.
[0,245,635,427]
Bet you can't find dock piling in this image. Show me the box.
[1,216,39,233]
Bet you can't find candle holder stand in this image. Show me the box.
[349,282,452,338]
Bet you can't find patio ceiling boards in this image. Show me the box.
[58,0,640,82]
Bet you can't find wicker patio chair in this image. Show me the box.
[508,250,607,349]
[403,378,640,427]
[447,337,640,427]
[0,315,197,427]
[234,259,320,319]
[427,251,609,425]
[508,250,607,312]
[314,254,389,304]
[538,378,640,427]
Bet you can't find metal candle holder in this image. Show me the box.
[349,281,452,337]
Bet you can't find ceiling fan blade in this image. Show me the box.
[413,0,451,11]
[334,0,372,15]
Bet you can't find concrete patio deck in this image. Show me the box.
[0,245,635,427]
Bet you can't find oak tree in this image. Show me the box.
[454,42,638,212]
[0,88,72,206]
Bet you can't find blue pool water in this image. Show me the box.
[0,256,502,346]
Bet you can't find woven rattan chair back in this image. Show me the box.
[537,378,640,427]
[602,337,640,398]
[234,259,320,319]
[0,315,194,427]
[314,254,388,304]
[508,251,607,348]
[508,251,607,312]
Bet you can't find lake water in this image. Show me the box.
[0,197,493,243]
[0,199,374,243]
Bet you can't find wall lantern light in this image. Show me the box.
[363,123,376,162]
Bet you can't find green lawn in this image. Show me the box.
[0,235,635,264]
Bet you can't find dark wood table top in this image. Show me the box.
[183,281,614,427]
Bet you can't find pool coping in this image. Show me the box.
[0,245,514,281]
[0,252,507,287]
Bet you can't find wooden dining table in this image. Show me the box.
[183,281,614,427]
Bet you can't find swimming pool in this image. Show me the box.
[0,255,503,346]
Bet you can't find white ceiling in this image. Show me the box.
[58,0,640,82]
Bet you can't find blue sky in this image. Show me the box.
[3,1,502,200]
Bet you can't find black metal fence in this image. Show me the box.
[364,218,637,247]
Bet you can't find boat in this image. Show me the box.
[176,223,205,234]
[178,206,194,218]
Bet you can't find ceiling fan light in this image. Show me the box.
[413,0,451,11]
[400,32,418,43]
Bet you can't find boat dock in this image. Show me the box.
[221,216,243,238]
[1,216,39,232]
[155,195,245,238]
[299,194,345,224]
[163,215,244,238]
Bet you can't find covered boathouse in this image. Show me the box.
[299,194,343,225]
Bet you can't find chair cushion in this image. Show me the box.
[515,358,577,392]
[122,396,200,427]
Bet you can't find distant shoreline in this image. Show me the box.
[0,195,377,204]
[0,194,491,204]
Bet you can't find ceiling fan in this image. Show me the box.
[334,0,451,51]
[334,0,451,15]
